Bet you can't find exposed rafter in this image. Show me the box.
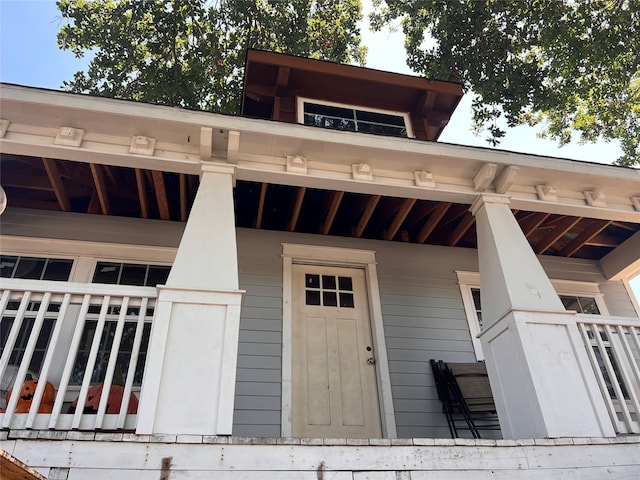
[321,191,344,235]
[416,202,451,244]
[135,168,149,219]
[288,187,306,232]
[383,198,416,240]
[448,211,475,246]
[534,216,583,254]
[89,163,110,215]
[151,171,170,221]
[353,195,381,238]
[41,158,71,211]
[255,183,268,228]
[561,219,613,257]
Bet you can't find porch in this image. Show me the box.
[1,274,639,438]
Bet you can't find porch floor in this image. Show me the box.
[2,431,639,480]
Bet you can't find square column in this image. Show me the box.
[137,164,245,435]
[471,194,614,438]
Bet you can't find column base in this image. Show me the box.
[480,309,615,439]
[136,286,245,435]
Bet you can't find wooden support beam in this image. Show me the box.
[383,198,416,240]
[254,183,268,228]
[288,186,306,231]
[1,174,56,191]
[416,202,451,243]
[151,170,171,220]
[179,173,187,222]
[352,194,381,238]
[320,191,344,235]
[519,212,551,237]
[534,216,582,254]
[89,163,110,215]
[448,211,475,246]
[87,190,101,214]
[42,157,71,211]
[135,168,149,219]
[560,219,613,257]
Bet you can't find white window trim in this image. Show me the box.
[281,243,397,438]
[296,96,415,138]
[455,271,610,361]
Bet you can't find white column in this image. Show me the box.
[471,194,615,439]
[137,164,244,435]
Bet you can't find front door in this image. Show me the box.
[291,264,382,438]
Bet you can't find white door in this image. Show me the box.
[291,264,382,438]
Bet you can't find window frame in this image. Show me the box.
[296,96,415,138]
[91,259,172,287]
[455,271,609,361]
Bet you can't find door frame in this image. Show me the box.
[281,243,397,438]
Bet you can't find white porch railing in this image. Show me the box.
[0,278,156,431]
[577,315,640,434]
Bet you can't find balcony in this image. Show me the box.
[0,278,156,431]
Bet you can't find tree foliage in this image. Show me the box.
[57,0,366,114]
[371,0,640,166]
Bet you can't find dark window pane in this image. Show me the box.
[146,266,170,286]
[14,258,45,280]
[305,102,354,119]
[560,295,580,311]
[323,291,337,307]
[120,264,147,286]
[93,262,121,284]
[322,275,336,290]
[338,276,353,291]
[43,259,73,281]
[340,292,354,308]
[306,274,320,289]
[578,297,600,314]
[471,288,481,310]
[0,256,18,278]
[356,110,405,126]
[306,290,321,306]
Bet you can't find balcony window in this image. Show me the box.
[0,255,73,281]
[297,97,413,138]
[92,262,170,287]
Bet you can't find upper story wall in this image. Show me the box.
[241,50,464,141]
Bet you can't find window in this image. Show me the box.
[456,271,608,360]
[92,262,170,287]
[0,255,73,281]
[297,97,413,138]
[304,273,355,308]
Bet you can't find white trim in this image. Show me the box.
[296,96,415,138]
[281,243,397,438]
[455,271,610,360]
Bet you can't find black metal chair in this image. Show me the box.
[430,359,501,438]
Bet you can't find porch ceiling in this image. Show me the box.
[2,153,638,261]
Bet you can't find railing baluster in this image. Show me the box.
[95,297,129,429]
[26,293,71,429]
[13,292,51,420]
[593,323,634,431]
[72,295,111,429]
[0,291,32,429]
[118,297,148,428]
[578,322,621,431]
[49,294,92,429]
[614,325,640,426]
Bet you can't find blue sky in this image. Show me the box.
[1,0,639,301]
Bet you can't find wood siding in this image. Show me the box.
[1,209,637,437]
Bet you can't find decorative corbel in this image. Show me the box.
[414,170,436,188]
[129,135,156,155]
[55,126,84,147]
[583,190,607,207]
[536,184,558,202]
[286,155,308,174]
[352,163,373,181]
[473,163,497,191]
[494,166,519,194]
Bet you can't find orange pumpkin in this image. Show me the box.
[68,384,138,414]
[3,379,55,413]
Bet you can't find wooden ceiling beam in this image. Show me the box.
[288,187,306,232]
[383,198,416,240]
[1,174,54,191]
[87,190,101,214]
[560,219,613,257]
[320,191,344,235]
[519,212,551,237]
[534,216,582,254]
[352,194,381,238]
[89,163,110,215]
[151,170,171,220]
[135,168,149,219]
[254,183,268,228]
[416,202,451,244]
[448,211,475,246]
[42,158,71,211]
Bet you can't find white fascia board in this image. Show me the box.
[1,84,637,180]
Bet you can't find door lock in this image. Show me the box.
[367,357,376,365]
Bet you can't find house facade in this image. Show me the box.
[1,51,639,478]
